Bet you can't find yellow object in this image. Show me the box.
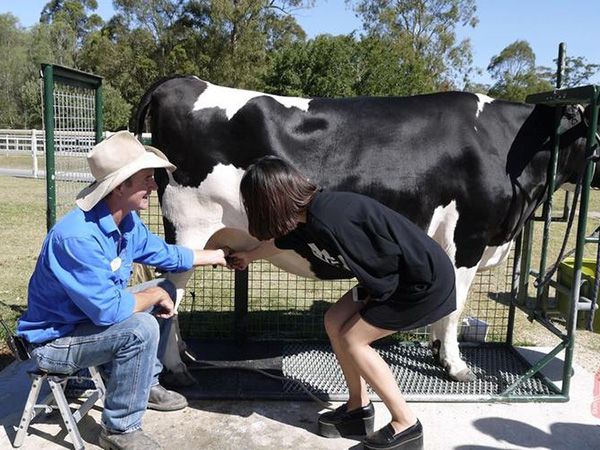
[557,258,600,333]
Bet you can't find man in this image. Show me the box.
[17,131,228,449]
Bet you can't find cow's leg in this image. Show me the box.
[426,201,478,381]
[159,270,198,387]
[159,227,260,386]
[430,265,479,382]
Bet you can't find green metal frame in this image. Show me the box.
[508,81,600,401]
[41,64,103,230]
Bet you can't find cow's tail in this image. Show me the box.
[132,75,192,138]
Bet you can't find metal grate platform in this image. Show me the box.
[282,342,555,401]
[181,340,559,402]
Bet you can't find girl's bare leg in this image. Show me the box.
[324,290,369,410]
[340,314,417,433]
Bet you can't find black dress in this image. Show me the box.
[274,190,456,331]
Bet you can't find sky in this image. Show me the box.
[2,0,599,85]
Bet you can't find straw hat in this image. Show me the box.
[76,131,175,211]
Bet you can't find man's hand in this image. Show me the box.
[154,295,175,319]
[133,286,175,318]
[193,248,229,267]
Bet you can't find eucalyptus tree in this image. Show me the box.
[40,0,103,44]
[487,40,552,102]
[39,0,103,65]
[551,56,600,88]
[111,0,190,78]
[182,0,307,89]
[349,0,478,90]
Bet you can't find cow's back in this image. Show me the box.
[137,77,586,268]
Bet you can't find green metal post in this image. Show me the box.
[42,64,56,231]
[535,43,566,309]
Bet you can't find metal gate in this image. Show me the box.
[43,49,599,402]
[41,64,102,228]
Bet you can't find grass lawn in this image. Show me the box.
[0,174,598,376]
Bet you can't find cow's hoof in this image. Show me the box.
[450,368,476,382]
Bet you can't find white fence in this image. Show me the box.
[0,129,45,177]
[0,129,151,179]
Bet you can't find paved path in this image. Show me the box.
[1,348,599,449]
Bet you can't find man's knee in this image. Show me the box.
[127,313,160,346]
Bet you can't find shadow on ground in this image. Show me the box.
[455,417,600,450]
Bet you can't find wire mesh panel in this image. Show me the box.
[42,64,102,227]
[140,190,514,343]
[246,262,355,340]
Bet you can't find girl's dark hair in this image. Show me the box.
[240,156,318,240]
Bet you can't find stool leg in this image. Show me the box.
[88,366,106,402]
[48,378,85,450]
[14,374,45,447]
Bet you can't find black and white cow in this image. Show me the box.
[134,75,596,382]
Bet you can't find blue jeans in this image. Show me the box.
[32,278,176,433]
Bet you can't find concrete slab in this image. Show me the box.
[1,347,599,449]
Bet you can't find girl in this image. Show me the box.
[229,156,456,450]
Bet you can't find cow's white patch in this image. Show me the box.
[474,93,494,119]
[193,82,311,120]
[479,242,513,270]
[161,162,319,279]
[426,201,479,378]
[161,163,247,248]
[427,200,460,263]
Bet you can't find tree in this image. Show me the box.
[40,0,103,46]
[112,0,200,80]
[265,34,359,97]
[355,34,436,95]
[265,33,438,98]
[78,25,160,113]
[0,14,29,127]
[182,0,307,89]
[553,56,600,88]
[102,83,132,131]
[19,79,44,129]
[487,40,552,101]
[350,0,478,90]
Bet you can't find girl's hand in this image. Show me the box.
[228,251,251,271]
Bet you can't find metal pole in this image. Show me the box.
[535,43,566,309]
[42,65,56,231]
[234,269,249,343]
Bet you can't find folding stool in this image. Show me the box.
[14,366,106,450]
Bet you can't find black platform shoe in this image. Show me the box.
[318,402,375,438]
[363,419,423,450]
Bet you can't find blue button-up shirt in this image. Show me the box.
[17,201,194,344]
